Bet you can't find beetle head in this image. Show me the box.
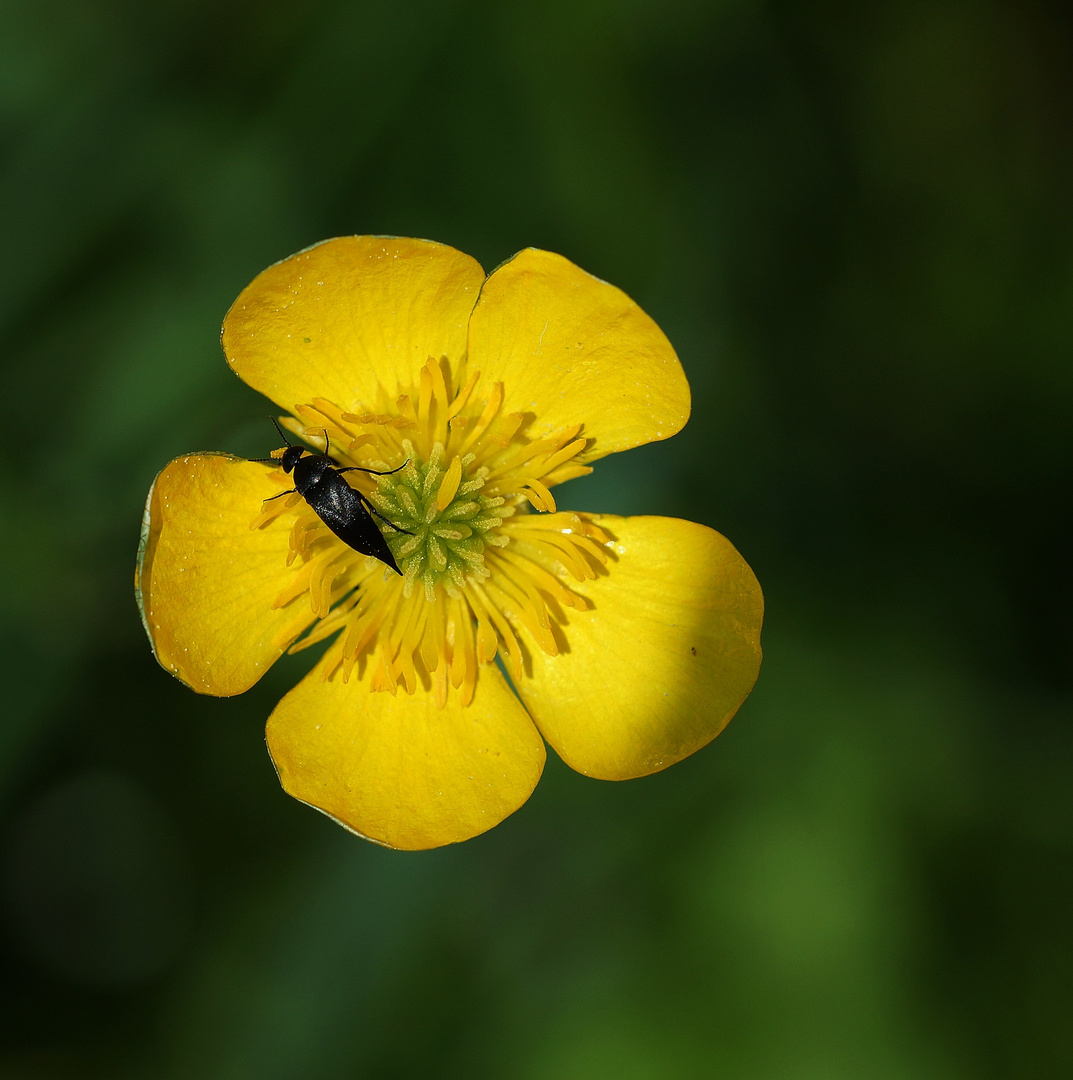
[279,445,305,473]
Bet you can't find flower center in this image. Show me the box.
[371,440,508,600]
[252,357,611,707]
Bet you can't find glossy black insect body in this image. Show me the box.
[254,419,410,575]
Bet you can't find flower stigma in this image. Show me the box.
[249,356,610,709]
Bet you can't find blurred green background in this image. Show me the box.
[2,0,1071,1076]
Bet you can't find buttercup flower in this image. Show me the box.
[136,237,763,850]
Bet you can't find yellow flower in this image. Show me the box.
[135,237,763,850]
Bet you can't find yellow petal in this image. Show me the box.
[516,515,763,780]
[136,453,316,696]
[466,249,690,460]
[222,237,486,412]
[266,654,546,850]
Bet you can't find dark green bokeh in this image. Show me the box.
[2,0,1070,1075]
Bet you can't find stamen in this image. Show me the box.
[483,412,525,451]
[417,365,434,441]
[271,607,320,652]
[458,382,504,456]
[394,395,419,426]
[542,461,594,486]
[529,437,589,478]
[419,590,445,673]
[425,356,450,413]
[310,397,351,430]
[490,547,590,611]
[446,371,480,420]
[436,455,462,511]
[309,548,349,618]
[272,559,316,609]
[468,582,524,682]
[294,403,348,448]
[288,591,362,653]
[521,478,556,513]
[249,489,299,531]
[347,433,376,454]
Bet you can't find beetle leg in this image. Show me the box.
[261,488,297,504]
[358,495,414,535]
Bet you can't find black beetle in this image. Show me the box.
[253,418,411,575]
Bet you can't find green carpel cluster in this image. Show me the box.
[368,441,511,598]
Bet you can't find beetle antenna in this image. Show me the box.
[270,416,293,447]
[337,458,410,477]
